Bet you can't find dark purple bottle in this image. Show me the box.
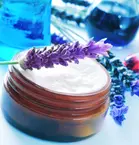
[85,1,139,46]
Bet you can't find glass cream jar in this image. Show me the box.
[1,52,111,142]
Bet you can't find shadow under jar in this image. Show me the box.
[1,52,111,142]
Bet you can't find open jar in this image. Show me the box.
[1,51,111,142]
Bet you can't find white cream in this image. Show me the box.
[17,58,108,95]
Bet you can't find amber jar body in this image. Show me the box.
[1,54,111,142]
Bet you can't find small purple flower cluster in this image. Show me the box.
[110,95,128,125]
[20,39,112,70]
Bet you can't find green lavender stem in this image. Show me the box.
[0,61,19,65]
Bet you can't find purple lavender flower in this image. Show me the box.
[110,105,128,118]
[110,105,128,125]
[113,95,124,107]
[131,80,139,96]
[20,39,112,70]
[110,94,128,125]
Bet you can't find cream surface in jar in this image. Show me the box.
[17,58,108,94]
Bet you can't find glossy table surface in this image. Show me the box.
[0,23,139,145]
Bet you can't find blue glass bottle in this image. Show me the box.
[85,0,139,46]
[0,0,51,49]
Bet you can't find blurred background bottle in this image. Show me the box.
[0,0,51,49]
[85,0,139,46]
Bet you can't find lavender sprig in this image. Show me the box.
[20,39,112,70]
